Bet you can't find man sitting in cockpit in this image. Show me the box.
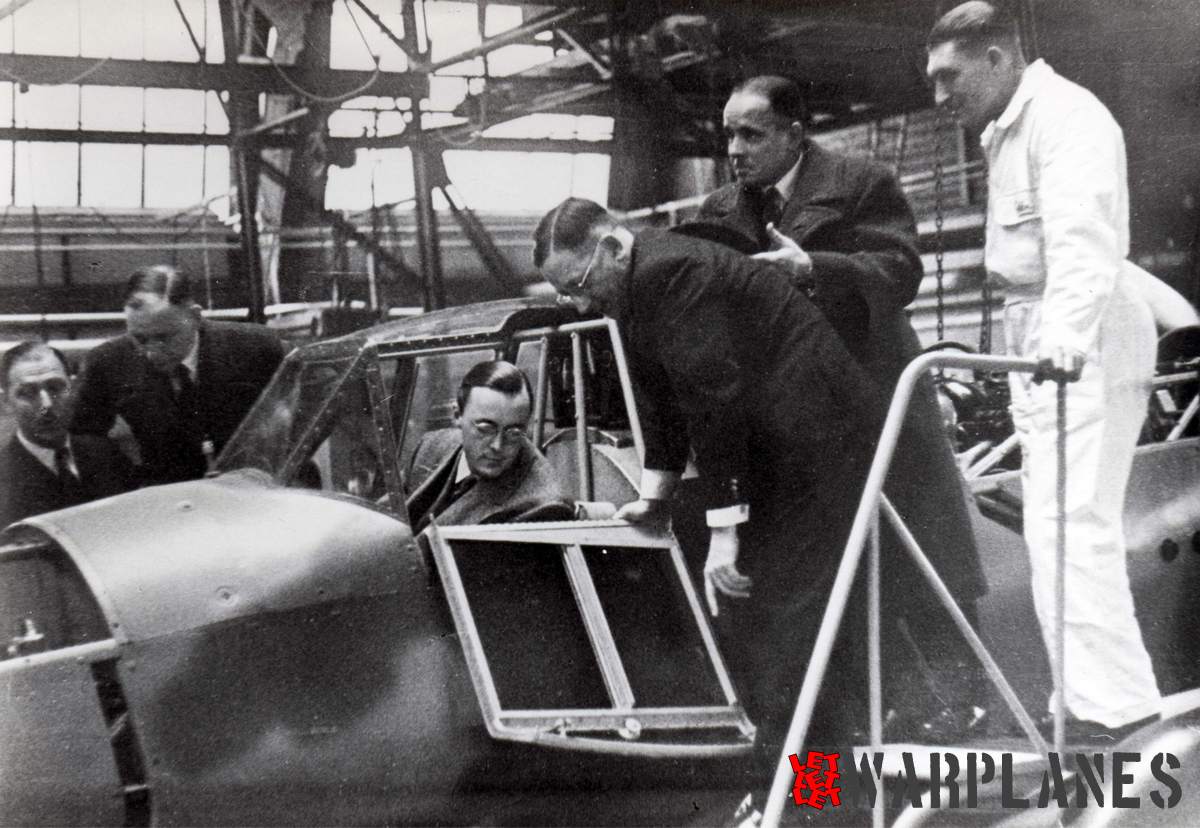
[405,360,576,531]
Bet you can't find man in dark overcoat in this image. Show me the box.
[536,197,882,780]
[71,265,284,486]
[697,75,988,737]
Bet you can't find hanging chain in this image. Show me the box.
[933,108,947,345]
[979,270,993,353]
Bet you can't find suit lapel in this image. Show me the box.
[438,442,531,526]
[7,438,67,515]
[778,142,845,243]
[407,446,460,529]
[708,187,773,251]
[195,322,219,390]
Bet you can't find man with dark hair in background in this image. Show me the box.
[927,1,1161,741]
[696,73,988,740]
[405,360,575,531]
[71,265,285,486]
[0,341,133,527]
[536,196,880,788]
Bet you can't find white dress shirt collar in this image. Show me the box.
[179,330,200,382]
[454,450,472,483]
[770,151,805,204]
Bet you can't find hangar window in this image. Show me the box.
[427,521,753,755]
[0,531,111,660]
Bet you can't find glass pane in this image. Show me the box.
[0,83,12,127]
[15,142,78,206]
[325,148,414,211]
[79,144,141,208]
[569,153,612,203]
[0,141,12,205]
[295,372,387,501]
[145,89,206,133]
[14,85,78,129]
[144,145,204,208]
[543,329,630,432]
[143,0,205,62]
[203,145,231,217]
[80,0,143,59]
[218,351,358,477]
[11,2,79,56]
[453,540,608,710]
[203,91,229,134]
[330,0,409,71]
[483,44,554,77]
[79,86,144,132]
[582,545,724,707]
[423,1,480,66]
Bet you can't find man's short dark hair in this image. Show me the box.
[533,197,610,268]
[124,264,193,306]
[456,360,533,413]
[1,340,69,391]
[928,1,1020,51]
[730,75,809,125]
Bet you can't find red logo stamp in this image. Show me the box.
[789,751,842,809]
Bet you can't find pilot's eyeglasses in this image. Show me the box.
[471,420,527,444]
[555,237,604,305]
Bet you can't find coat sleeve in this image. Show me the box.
[626,338,691,477]
[806,164,923,322]
[70,347,118,437]
[643,260,753,510]
[1035,103,1126,355]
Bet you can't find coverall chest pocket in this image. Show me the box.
[986,187,1044,286]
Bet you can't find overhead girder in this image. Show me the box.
[0,126,610,156]
[0,53,592,97]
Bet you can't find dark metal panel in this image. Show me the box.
[0,648,125,827]
[118,591,480,825]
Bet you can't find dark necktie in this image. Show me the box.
[173,365,201,445]
[761,188,784,230]
[415,472,477,534]
[173,364,195,407]
[54,446,84,502]
[448,474,477,507]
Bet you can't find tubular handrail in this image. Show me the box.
[761,352,1063,827]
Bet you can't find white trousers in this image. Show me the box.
[1005,277,1161,727]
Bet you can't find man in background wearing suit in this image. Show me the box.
[71,265,284,486]
[405,360,574,530]
[698,75,989,740]
[0,341,133,527]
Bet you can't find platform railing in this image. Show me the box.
[761,352,1072,828]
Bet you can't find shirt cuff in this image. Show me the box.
[639,468,680,501]
[706,503,750,527]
